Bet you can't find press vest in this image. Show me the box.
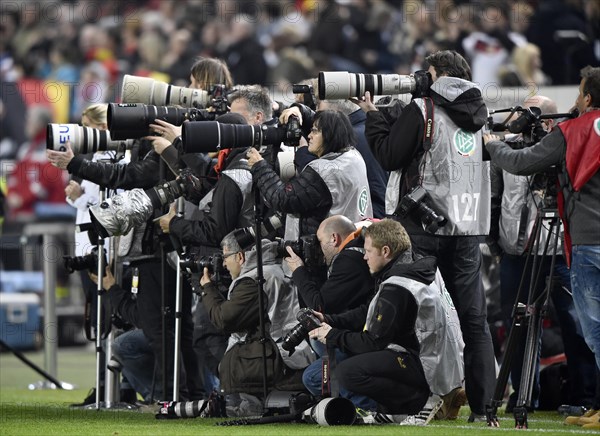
[386,100,491,235]
[285,147,373,240]
[375,274,464,396]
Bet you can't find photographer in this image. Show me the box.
[281,87,388,218]
[307,219,442,424]
[285,215,373,314]
[354,50,495,421]
[47,122,203,403]
[488,95,597,413]
[485,66,600,425]
[198,233,314,395]
[247,110,373,242]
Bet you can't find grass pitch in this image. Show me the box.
[0,347,594,435]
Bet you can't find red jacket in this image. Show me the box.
[6,131,67,220]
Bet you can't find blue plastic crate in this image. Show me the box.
[0,293,41,350]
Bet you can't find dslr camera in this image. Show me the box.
[277,234,323,268]
[63,247,107,274]
[282,308,322,355]
[395,186,447,234]
[180,253,224,277]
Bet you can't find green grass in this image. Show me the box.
[0,347,594,435]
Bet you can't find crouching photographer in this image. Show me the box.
[303,219,435,423]
[198,232,314,400]
[485,66,600,422]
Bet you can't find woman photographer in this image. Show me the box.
[247,109,373,240]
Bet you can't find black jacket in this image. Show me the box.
[294,107,388,218]
[251,159,332,237]
[168,149,251,248]
[325,255,437,356]
[292,235,373,313]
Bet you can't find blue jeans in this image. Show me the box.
[570,245,600,371]
[112,329,159,402]
[302,340,377,411]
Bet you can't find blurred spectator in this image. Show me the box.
[499,43,550,87]
[527,0,598,85]
[5,105,68,222]
[462,3,526,87]
[220,15,268,85]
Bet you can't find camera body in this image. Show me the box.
[278,234,323,267]
[180,253,224,276]
[396,186,447,234]
[281,308,322,355]
[63,247,107,274]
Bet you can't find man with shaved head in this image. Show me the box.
[285,215,373,314]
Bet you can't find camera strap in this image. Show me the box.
[321,344,339,398]
[422,97,435,153]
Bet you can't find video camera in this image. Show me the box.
[63,247,108,274]
[181,116,302,152]
[46,124,134,155]
[281,308,322,355]
[318,70,431,100]
[487,106,578,145]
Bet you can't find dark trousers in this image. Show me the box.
[411,234,496,415]
[336,350,429,415]
[136,259,204,401]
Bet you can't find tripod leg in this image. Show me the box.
[486,305,526,427]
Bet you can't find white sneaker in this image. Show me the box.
[400,395,444,426]
[356,409,407,425]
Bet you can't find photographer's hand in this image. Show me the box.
[65,180,83,201]
[144,135,172,155]
[200,267,212,287]
[284,245,304,272]
[102,266,116,290]
[350,91,377,113]
[311,310,325,323]
[279,106,303,126]
[309,323,332,344]
[246,147,263,167]
[483,133,501,144]
[149,119,182,143]
[47,141,74,169]
[159,204,176,233]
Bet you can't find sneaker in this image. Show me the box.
[400,395,443,426]
[120,388,138,404]
[355,409,407,425]
[436,387,467,420]
[564,409,598,426]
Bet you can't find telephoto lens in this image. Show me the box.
[318,70,431,100]
[121,74,210,108]
[46,124,134,154]
[107,103,216,140]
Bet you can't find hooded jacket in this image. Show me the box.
[365,76,490,236]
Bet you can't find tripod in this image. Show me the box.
[486,207,562,428]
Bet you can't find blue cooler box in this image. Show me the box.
[0,292,41,350]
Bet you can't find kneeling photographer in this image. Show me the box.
[285,215,373,314]
[303,220,435,422]
[485,66,600,417]
[198,232,314,398]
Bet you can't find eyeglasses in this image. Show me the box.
[221,251,240,259]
